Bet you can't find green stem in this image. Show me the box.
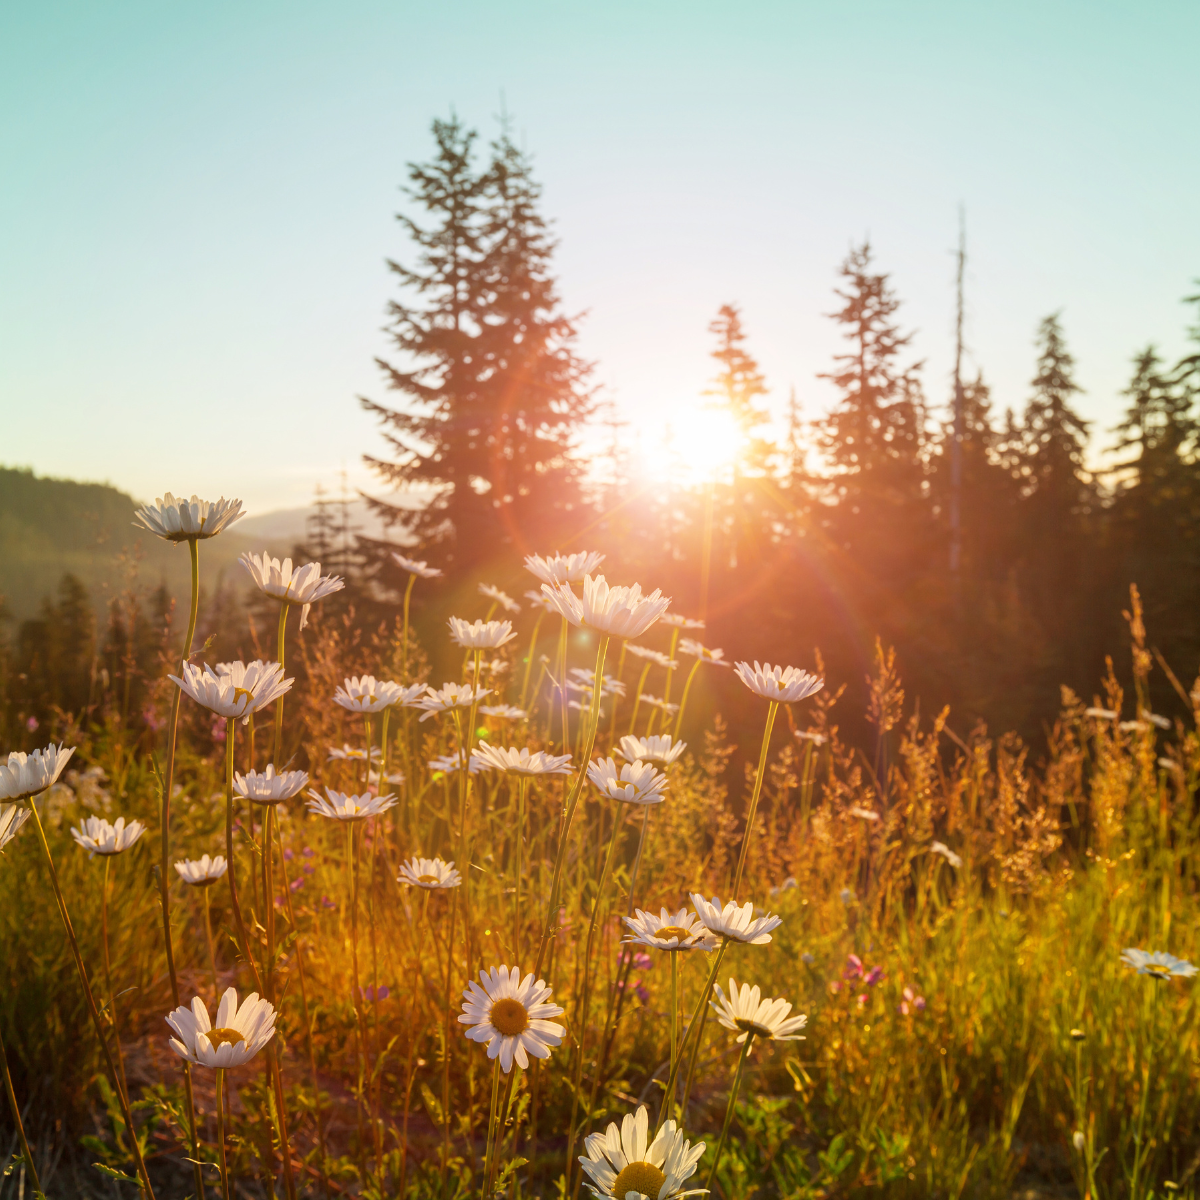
[557,616,570,754]
[482,1056,502,1195]
[347,822,367,1178]
[29,798,156,1199]
[628,663,652,735]
[533,634,611,979]
[1131,982,1159,1200]
[515,776,528,960]
[401,573,416,679]
[672,660,702,741]
[519,611,546,712]
[224,721,264,993]
[670,954,679,1076]
[202,885,218,996]
[704,1033,754,1195]
[216,1067,230,1200]
[101,856,130,1107]
[0,1016,41,1195]
[730,700,779,901]
[272,602,289,765]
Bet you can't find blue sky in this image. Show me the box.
[2,0,1198,513]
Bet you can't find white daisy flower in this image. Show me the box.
[326,744,382,763]
[929,840,962,868]
[478,583,521,613]
[133,493,244,543]
[174,855,228,886]
[1084,707,1118,720]
[710,979,808,1043]
[166,986,276,1070]
[478,704,529,720]
[570,668,627,698]
[169,661,292,725]
[690,894,782,945]
[333,675,408,713]
[413,682,492,721]
[794,729,828,746]
[305,788,397,822]
[524,550,606,586]
[392,552,443,579]
[428,753,482,775]
[637,694,679,715]
[367,768,407,787]
[523,589,557,612]
[458,965,565,1073]
[734,661,824,704]
[678,638,729,666]
[1121,948,1198,980]
[541,575,671,639]
[1141,710,1172,730]
[397,856,462,889]
[588,758,668,806]
[578,1104,706,1200]
[617,735,686,767]
[471,741,573,776]
[239,551,344,629]
[622,907,715,952]
[71,815,146,857]
[848,806,880,822]
[0,744,75,803]
[232,765,310,805]
[659,613,704,630]
[624,645,678,669]
[447,617,517,650]
[0,805,32,850]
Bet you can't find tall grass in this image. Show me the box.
[2,579,1198,1199]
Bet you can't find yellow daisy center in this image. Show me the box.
[232,686,255,709]
[734,1016,773,1038]
[612,1160,666,1198]
[489,997,530,1037]
[655,925,691,942]
[417,874,441,885]
[1146,965,1172,980]
[207,1027,245,1049]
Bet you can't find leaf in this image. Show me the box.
[92,1162,139,1184]
[419,1081,445,1128]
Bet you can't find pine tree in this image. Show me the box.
[362,116,592,576]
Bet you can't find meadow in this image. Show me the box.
[2,493,1198,1200]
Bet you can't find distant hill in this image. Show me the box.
[0,468,270,623]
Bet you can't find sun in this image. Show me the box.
[662,405,745,485]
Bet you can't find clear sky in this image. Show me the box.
[3,0,1198,515]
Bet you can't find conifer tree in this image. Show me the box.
[362,117,592,575]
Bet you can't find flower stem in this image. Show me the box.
[672,660,702,741]
[101,856,131,1107]
[401,573,416,679]
[670,954,679,1076]
[519,611,546,712]
[1131,981,1160,1200]
[159,535,206,1200]
[223,722,263,993]
[628,663,652,735]
[730,700,779,901]
[202,887,218,995]
[215,1066,230,1200]
[481,1056,501,1195]
[705,1033,754,1195]
[514,776,528,959]
[346,822,367,1178]
[533,634,611,979]
[557,616,570,754]
[0,1016,41,1195]
[28,798,156,1199]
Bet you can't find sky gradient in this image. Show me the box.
[3,1,1198,515]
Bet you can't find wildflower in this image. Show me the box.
[471,741,573,776]
[541,574,671,639]
[1119,720,1149,732]
[447,616,517,650]
[391,552,443,579]
[239,551,344,629]
[578,1104,704,1200]
[898,986,926,1015]
[305,788,397,822]
[624,645,678,669]
[133,493,244,542]
[1141,709,1172,730]
[864,965,885,986]
[398,856,462,889]
[1069,1028,1086,1041]
[327,744,381,762]
[690,894,782,944]
[428,753,482,775]
[843,954,864,980]
[678,638,729,665]
[638,694,680,715]
[478,583,520,613]
[413,682,491,721]
[233,765,310,805]
[659,613,705,629]
[1072,1131,1085,1153]
[795,729,828,746]
[478,704,529,720]
[333,675,409,714]
[711,979,807,1043]
[25,716,38,733]
[929,840,963,868]
[588,758,668,805]
[569,667,628,698]
[71,815,145,857]
[839,887,854,904]
[734,660,824,704]
[174,855,228,886]
[769,877,798,898]
[320,895,336,910]
[0,805,31,851]
[170,661,292,725]
[523,589,557,612]
[848,806,880,822]
[801,952,815,966]
[166,987,276,1070]
[622,907,715,952]
[1084,707,1118,720]
[458,965,565,1073]
[361,985,390,1002]
[0,744,75,804]
[523,550,606,586]
[1120,948,1199,980]
[616,734,686,767]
